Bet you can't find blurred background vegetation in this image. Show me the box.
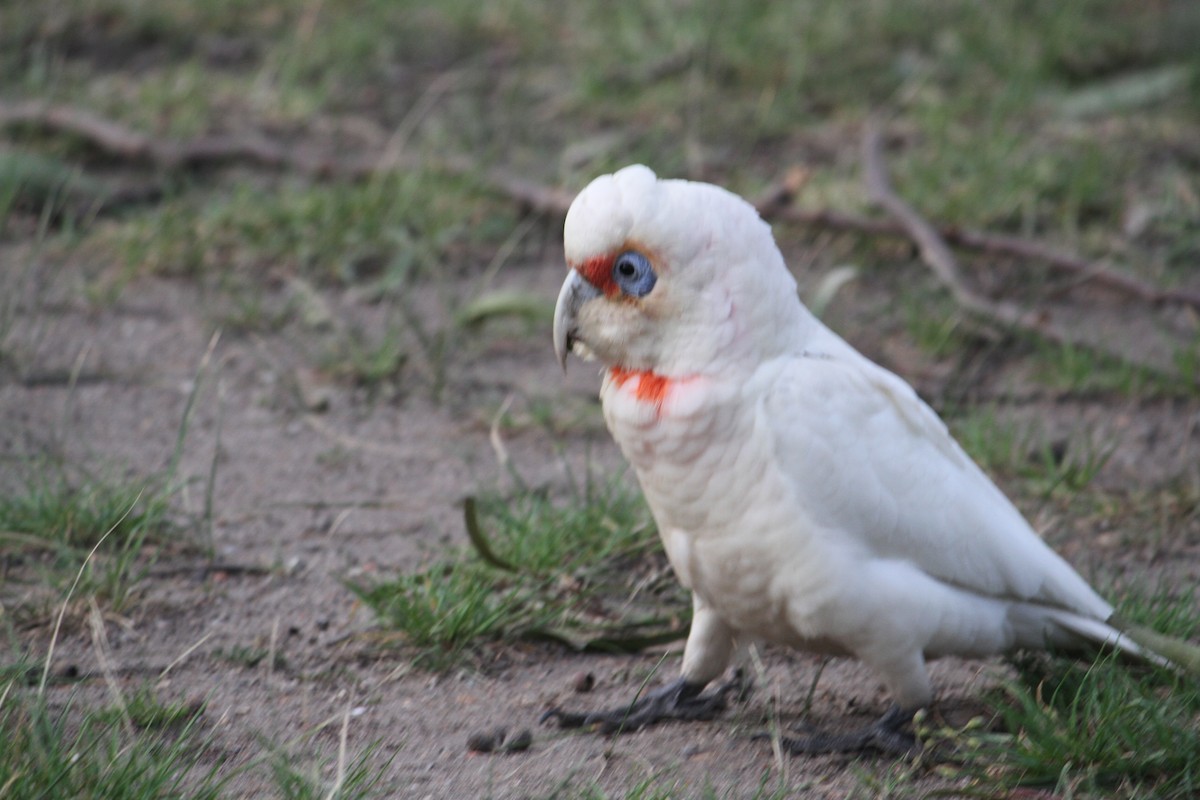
[3,3,1200,797]
[2,0,1198,296]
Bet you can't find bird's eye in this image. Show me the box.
[611,251,656,298]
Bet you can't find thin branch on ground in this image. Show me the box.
[768,186,1200,313]
[0,100,573,217]
[860,118,1190,382]
[862,119,1047,330]
[2,99,1195,310]
[0,100,340,173]
[940,226,1200,310]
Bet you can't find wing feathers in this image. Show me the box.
[761,351,1112,620]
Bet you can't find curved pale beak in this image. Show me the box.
[552,269,601,372]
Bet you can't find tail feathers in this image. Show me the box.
[1046,610,1170,669]
[1046,609,1200,675]
[1011,605,1200,674]
[1108,613,1200,676]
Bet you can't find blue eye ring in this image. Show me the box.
[612,251,657,298]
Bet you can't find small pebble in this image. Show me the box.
[572,671,596,693]
[466,727,506,753]
[504,728,533,752]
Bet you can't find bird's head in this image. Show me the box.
[553,165,809,380]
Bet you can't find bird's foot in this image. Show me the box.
[769,705,918,756]
[541,670,748,734]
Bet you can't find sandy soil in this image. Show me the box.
[3,242,1199,798]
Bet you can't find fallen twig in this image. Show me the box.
[146,562,272,579]
[769,193,1200,313]
[863,120,1045,328]
[860,118,1189,381]
[0,100,573,216]
[0,100,339,173]
[939,226,1200,310]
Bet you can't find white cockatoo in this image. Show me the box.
[545,164,1197,754]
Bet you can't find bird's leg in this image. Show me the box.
[773,704,918,756]
[541,670,748,734]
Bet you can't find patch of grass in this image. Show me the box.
[214,644,284,671]
[0,468,177,618]
[0,155,67,372]
[965,585,1200,799]
[1116,582,1200,642]
[204,275,298,334]
[847,759,928,800]
[352,479,687,668]
[103,169,509,286]
[1,317,216,625]
[59,62,324,141]
[468,482,654,574]
[318,324,407,395]
[541,771,794,800]
[0,470,169,550]
[1,649,393,799]
[1171,334,1200,388]
[93,685,206,731]
[895,120,1126,233]
[1029,433,1115,499]
[949,407,1029,479]
[96,168,513,398]
[1,2,317,134]
[490,0,1199,242]
[0,668,226,799]
[355,558,526,665]
[949,407,1113,499]
[1030,340,1198,398]
[268,737,395,800]
[901,291,966,360]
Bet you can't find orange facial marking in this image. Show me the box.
[609,366,673,411]
[572,241,660,299]
[575,253,619,297]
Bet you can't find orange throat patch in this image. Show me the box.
[608,366,673,412]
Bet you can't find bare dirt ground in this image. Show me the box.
[5,232,1199,797]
